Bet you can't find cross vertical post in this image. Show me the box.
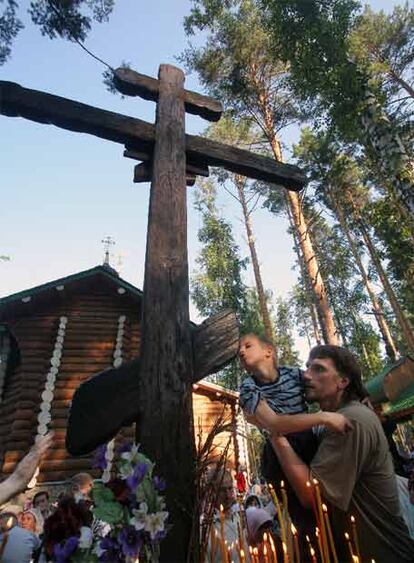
[137,65,195,561]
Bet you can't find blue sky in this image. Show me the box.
[0,0,402,355]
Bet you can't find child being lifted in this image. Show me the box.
[238,333,351,543]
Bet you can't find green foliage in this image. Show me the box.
[91,482,123,525]
[366,196,414,320]
[191,181,248,318]
[0,0,114,65]
[274,296,300,366]
[182,0,302,129]
[0,0,23,65]
[349,3,414,121]
[261,0,368,139]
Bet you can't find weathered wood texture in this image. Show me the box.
[0,81,306,190]
[0,283,245,486]
[137,65,195,562]
[113,67,223,122]
[192,309,239,381]
[0,287,142,482]
[133,161,197,186]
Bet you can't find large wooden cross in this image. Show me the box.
[0,65,305,561]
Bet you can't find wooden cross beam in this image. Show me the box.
[0,80,305,189]
[0,66,306,562]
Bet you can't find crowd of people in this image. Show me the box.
[0,335,413,561]
[0,459,96,562]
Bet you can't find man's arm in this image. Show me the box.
[269,434,314,508]
[251,400,351,435]
[0,433,53,505]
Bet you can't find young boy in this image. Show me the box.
[238,333,350,543]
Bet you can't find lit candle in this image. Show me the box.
[310,546,317,563]
[263,543,270,563]
[219,505,228,563]
[322,503,338,563]
[344,532,354,561]
[282,542,287,563]
[291,523,300,563]
[269,534,278,563]
[312,479,329,563]
[315,527,325,563]
[239,548,246,563]
[268,483,287,547]
[350,516,361,562]
[210,525,217,562]
[253,546,259,563]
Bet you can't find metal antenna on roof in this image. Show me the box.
[101,236,115,267]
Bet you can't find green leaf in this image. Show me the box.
[91,483,124,525]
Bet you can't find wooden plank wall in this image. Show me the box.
[0,287,243,483]
[0,287,141,482]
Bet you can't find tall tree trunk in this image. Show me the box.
[287,205,322,345]
[358,218,414,354]
[333,196,399,360]
[248,68,338,344]
[235,174,275,345]
[264,130,338,344]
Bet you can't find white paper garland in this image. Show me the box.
[29,316,68,488]
[101,315,126,483]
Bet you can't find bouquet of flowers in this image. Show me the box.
[49,442,169,562]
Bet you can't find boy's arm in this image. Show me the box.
[252,400,351,435]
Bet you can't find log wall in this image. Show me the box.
[0,284,244,483]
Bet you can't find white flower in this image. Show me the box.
[144,511,169,540]
[78,526,93,549]
[121,443,140,465]
[130,502,148,530]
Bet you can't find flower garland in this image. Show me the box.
[50,441,168,562]
[101,314,126,484]
[29,315,68,489]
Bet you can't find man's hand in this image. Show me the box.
[322,412,353,434]
[243,411,265,429]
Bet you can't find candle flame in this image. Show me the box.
[315,528,320,537]
[306,480,311,487]
[220,504,224,512]
[263,532,268,542]
[351,515,356,523]
[249,546,253,554]
[280,480,285,487]
[310,546,315,556]
[291,523,297,535]
[306,535,310,542]
[6,517,13,529]
[263,544,268,555]
[282,542,287,554]
[345,532,350,540]
[240,549,245,557]
[253,547,259,555]
[322,503,328,512]
[312,478,319,485]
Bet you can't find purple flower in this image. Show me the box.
[98,536,122,562]
[53,536,79,563]
[126,462,148,491]
[116,441,137,456]
[118,525,142,557]
[92,444,108,471]
[153,475,166,492]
